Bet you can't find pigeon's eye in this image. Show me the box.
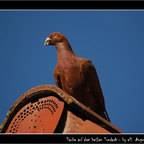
[52,34,57,38]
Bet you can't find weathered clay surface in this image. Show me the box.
[63,111,110,133]
[0,85,123,133]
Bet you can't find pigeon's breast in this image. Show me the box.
[63,64,85,90]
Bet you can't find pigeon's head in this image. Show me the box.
[44,32,66,46]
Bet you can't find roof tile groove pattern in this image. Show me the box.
[6,96,64,133]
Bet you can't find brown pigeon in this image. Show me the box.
[44,32,110,122]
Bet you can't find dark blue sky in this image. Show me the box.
[0,11,144,133]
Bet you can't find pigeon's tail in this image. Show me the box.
[104,109,110,122]
[97,109,110,122]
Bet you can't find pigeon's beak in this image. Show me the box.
[44,37,51,46]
